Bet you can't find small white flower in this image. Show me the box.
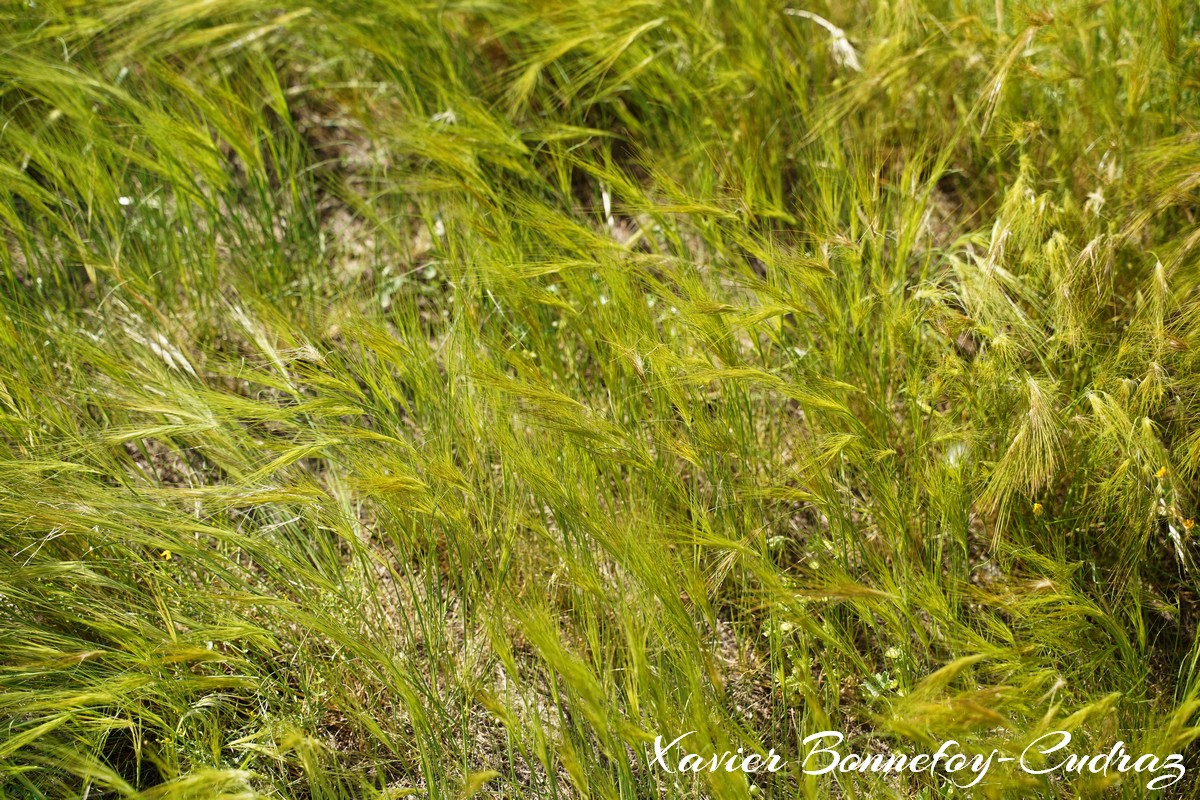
[118,196,132,207]
[946,441,968,468]
[431,109,457,125]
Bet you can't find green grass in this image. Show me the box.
[2,0,1200,797]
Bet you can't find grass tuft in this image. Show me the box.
[3,0,1200,797]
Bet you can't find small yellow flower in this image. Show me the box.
[1156,466,1169,479]
[1185,519,1195,532]
[1032,502,1044,517]
[160,550,173,561]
